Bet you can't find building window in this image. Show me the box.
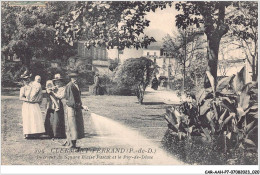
[154,52,156,56]
[147,52,150,56]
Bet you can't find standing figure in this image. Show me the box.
[94,73,100,95]
[151,75,159,90]
[44,74,66,139]
[19,72,45,139]
[64,70,88,148]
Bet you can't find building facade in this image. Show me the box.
[77,41,110,75]
[143,46,176,78]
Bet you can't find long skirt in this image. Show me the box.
[65,106,85,140]
[44,102,66,138]
[22,102,45,135]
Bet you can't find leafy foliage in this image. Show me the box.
[164,66,258,156]
[1,62,26,87]
[1,2,76,68]
[175,1,231,35]
[227,1,258,81]
[55,1,171,50]
[114,57,154,103]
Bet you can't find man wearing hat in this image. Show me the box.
[64,70,88,148]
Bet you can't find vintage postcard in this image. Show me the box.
[1,0,259,174]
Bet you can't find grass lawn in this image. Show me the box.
[1,91,173,165]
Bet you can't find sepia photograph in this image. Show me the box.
[1,0,259,173]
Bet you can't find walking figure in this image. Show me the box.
[94,73,100,95]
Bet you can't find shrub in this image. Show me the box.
[164,66,258,164]
[1,62,27,87]
[114,57,154,103]
[97,74,135,96]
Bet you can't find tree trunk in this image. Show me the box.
[256,56,258,81]
[204,36,221,88]
[136,83,144,104]
[24,57,31,71]
[252,55,257,81]
[183,30,187,91]
[195,74,198,87]
[183,61,186,90]
[21,55,31,72]
[202,2,229,88]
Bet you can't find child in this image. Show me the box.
[46,80,60,111]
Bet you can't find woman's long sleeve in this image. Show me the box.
[19,87,27,101]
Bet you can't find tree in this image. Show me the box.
[175,2,231,88]
[227,1,258,81]
[187,52,207,88]
[1,2,76,69]
[114,57,154,104]
[163,27,205,89]
[55,1,170,50]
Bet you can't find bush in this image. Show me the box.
[97,74,135,96]
[1,62,26,87]
[170,76,197,91]
[164,67,258,164]
[113,57,154,103]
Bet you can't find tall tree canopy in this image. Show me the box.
[1,2,76,69]
[228,1,258,81]
[55,1,170,50]
[175,1,231,88]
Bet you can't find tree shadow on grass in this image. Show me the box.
[141,102,166,105]
[133,115,164,121]
[84,133,99,138]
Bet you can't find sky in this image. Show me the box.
[145,5,178,42]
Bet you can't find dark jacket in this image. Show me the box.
[65,82,82,109]
[64,81,84,140]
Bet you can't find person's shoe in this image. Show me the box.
[62,140,69,146]
[69,145,80,150]
[62,140,72,146]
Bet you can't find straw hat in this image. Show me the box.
[52,73,64,81]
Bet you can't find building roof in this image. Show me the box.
[219,59,245,64]
[144,41,163,50]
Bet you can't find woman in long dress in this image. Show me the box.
[44,74,66,139]
[19,71,45,139]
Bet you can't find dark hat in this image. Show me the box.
[52,73,64,81]
[20,70,32,79]
[68,70,79,77]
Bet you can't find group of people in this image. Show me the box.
[19,70,88,148]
